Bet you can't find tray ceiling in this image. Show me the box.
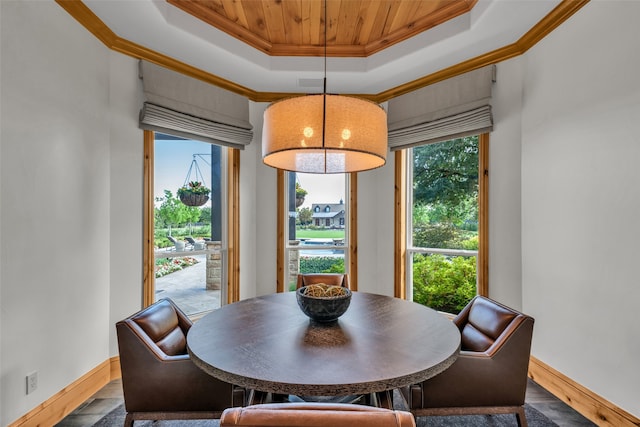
[166,0,478,57]
[75,0,570,95]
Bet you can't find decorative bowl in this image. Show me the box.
[296,284,352,323]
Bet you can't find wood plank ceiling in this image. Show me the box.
[167,0,478,57]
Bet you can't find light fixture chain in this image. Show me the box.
[322,0,327,171]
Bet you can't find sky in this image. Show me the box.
[295,172,345,209]
[154,137,345,207]
[155,138,213,205]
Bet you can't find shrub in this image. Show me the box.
[300,256,345,273]
[461,235,479,250]
[412,254,476,313]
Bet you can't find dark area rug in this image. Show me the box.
[414,405,556,426]
[93,403,556,426]
[92,405,220,426]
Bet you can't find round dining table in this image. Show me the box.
[187,291,460,397]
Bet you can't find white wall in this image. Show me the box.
[107,53,145,355]
[521,1,640,416]
[239,103,262,300]
[356,158,396,296]
[250,102,278,297]
[488,57,525,308]
[0,1,123,424]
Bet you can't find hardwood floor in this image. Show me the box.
[525,380,596,426]
[55,378,596,426]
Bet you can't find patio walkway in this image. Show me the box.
[155,254,221,317]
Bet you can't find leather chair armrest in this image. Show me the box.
[419,318,533,408]
[452,299,473,330]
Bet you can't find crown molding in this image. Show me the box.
[373,0,589,103]
[55,0,260,100]
[56,0,589,103]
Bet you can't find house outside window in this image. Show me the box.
[283,172,349,291]
[310,201,345,229]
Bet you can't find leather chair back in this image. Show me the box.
[402,296,534,425]
[220,403,416,427]
[296,273,349,289]
[116,299,244,425]
[457,295,521,352]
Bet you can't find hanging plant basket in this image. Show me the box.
[179,191,210,207]
[178,181,210,207]
[178,157,210,207]
[295,182,307,208]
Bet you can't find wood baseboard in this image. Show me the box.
[8,356,121,427]
[11,355,639,427]
[529,356,640,427]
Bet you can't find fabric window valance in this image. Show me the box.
[138,61,253,149]
[387,65,496,150]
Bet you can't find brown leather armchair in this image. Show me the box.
[116,298,245,426]
[296,273,349,289]
[401,295,534,427]
[220,403,416,427]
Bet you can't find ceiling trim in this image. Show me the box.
[56,0,589,104]
[370,0,590,102]
[55,0,263,100]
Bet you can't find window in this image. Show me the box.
[278,171,353,292]
[401,134,488,313]
[143,131,241,315]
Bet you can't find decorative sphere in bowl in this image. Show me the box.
[296,284,352,323]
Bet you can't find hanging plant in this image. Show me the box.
[295,182,308,208]
[178,156,210,207]
[178,181,210,207]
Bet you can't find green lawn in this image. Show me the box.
[294,228,345,239]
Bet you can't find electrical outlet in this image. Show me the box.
[26,372,38,395]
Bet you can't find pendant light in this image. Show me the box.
[261,2,387,174]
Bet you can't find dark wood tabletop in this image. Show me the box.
[187,291,460,396]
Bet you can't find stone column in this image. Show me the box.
[205,240,222,290]
[288,240,301,291]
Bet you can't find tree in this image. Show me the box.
[184,205,201,235]
[156,190,191,235]
[413,136,478,208]
[199,206,212,224]
[412,136,479,248]
[298,207,313,226]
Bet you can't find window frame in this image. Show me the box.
[394,133,488,300]
[142,130,242,307]
[276,170,358,292]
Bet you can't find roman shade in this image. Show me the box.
[139,61,253,149]
[388,65,496,150]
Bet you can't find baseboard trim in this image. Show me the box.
[11,355,639,427]
[8,356,121,427]
[529,356,640,427]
